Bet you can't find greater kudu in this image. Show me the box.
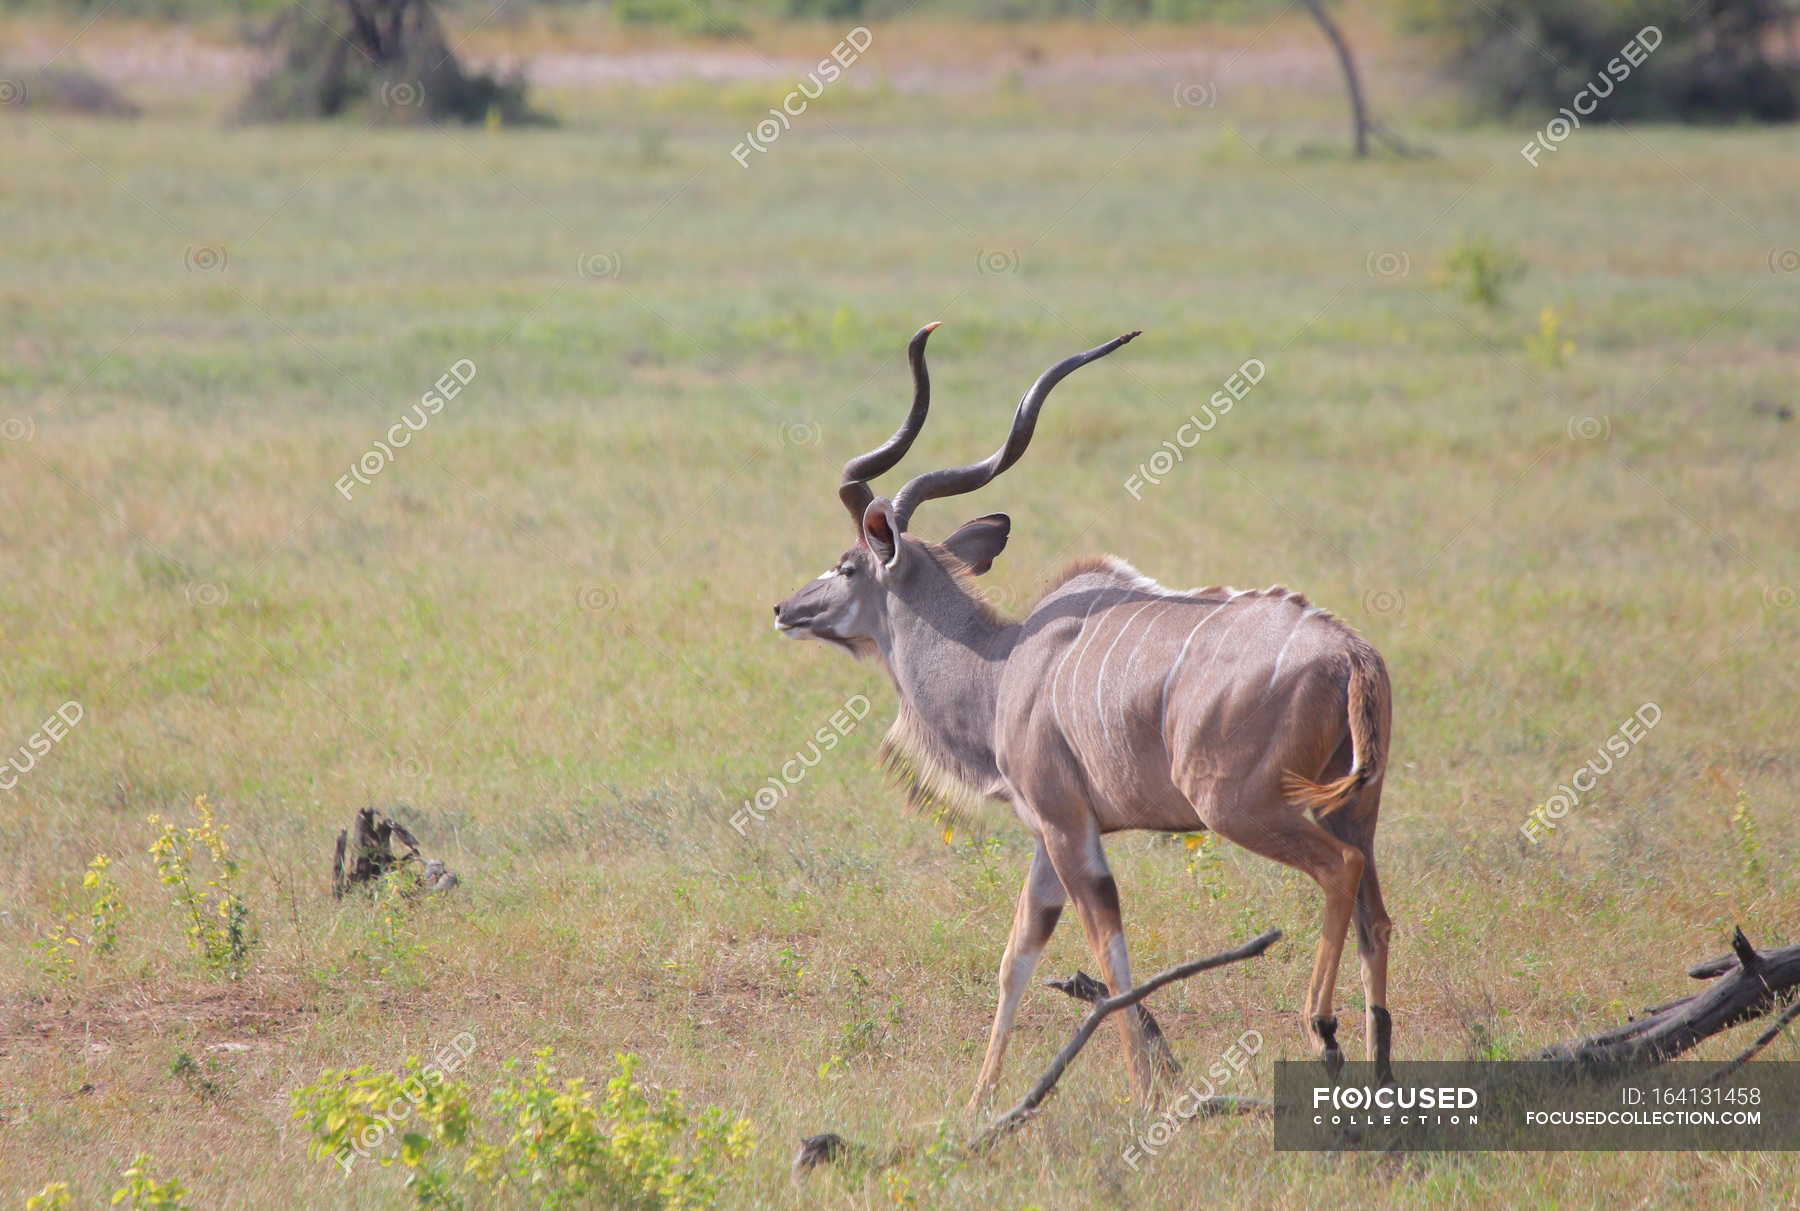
[773,324,1394,1104]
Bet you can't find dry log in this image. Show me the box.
[798,924,1800,1178]
[1533,928,1800,1075]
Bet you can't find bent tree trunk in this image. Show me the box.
[1299,0,1371,158]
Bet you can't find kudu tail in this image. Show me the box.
[1282,642,1388,819]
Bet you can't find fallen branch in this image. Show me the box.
[971,928,1283,1152]
[1044,970,1182,1083]
[794,927,1282,1178]
[797,921,1800,1177]
[1533,928,1800,1076]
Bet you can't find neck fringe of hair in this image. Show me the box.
[877,704,991,840]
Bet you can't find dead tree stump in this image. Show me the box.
[332,807,459,898]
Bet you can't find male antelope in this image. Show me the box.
[773,324,1395,1104]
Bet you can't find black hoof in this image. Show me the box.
[1312,1013,1340,1049]
[1323,1046,1345,1080]
[1313,1014,1344,1079]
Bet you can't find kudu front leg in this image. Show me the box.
[969,839,1066,1113]
[1041,826,1158,1102]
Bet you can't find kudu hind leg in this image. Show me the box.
[969,840,1066,1111]
[1207,805,1363,1077]
[1321,805,1395,1081]
[1358,863,1395,1082]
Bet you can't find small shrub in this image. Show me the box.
[148,795,255,977]
[1524,305,1575,368]
[783,0,863,17]
[31,853,127,981]
[1182,831,1228,901]
[169,1050,227,1101]
[25,1181,72,1210]
[238,0,548,125]
[353,869,429,981]
[292,1049,753,1209]
[1729,792,1765,885]
[1439,235,1527,309]
[1398,0,1800,122]
[31,917,80,982]
[0,63,140,118]
[85,854,127,956]
[615,0,749,37]
[112,1154,190,1209]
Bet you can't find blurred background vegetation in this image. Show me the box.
[3,0,1796,125]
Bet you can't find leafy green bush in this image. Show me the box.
[1399,0,1800,122]
[1523,305,1574,368]
[237,0,548,125]
[147,795,255,977]
[29,1153,192,1210]
[1439,234,1528,309]
[292,1049,754,1209]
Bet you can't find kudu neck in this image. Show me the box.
[877,568,1017,789]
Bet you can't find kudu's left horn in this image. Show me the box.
[838,322,940,526]
[889,330,1140,532]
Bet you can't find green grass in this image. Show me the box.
[2,25,1799,1209]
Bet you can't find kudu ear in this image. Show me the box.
[942,513,1010,575]
[861,498,901,568]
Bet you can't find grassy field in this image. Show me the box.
[3,13,1799,1208]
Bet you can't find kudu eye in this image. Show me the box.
[841,564,857,578]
